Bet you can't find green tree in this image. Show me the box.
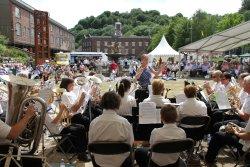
[216,13,244,32]
[239,0,250,12]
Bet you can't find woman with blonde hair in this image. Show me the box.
[143,79,170,107]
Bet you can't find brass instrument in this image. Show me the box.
[227,85,241,109]
[0,75,47,155]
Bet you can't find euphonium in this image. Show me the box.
[0,75,47,155]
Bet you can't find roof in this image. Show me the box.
[12,0,71,33]
[179,20,250,53]
[148,35,179,61]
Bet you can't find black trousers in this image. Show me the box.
[71,113,90,131]
[59,124,87,154]
[91,156,133,167]
[205,132,243,163]
[213,120,246,134]
[135,148,179,167]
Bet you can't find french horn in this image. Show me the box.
[0,75,47,155]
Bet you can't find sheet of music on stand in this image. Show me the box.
[139,102,161,124]
[215,91,231,110]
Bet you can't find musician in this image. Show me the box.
[204,70,225,95]
[205,75,250,165]
[178,85,207,119]
[238,73,249,105]
[221,72,234,91]
[117,78,136,116]
[89,91,134,167]
[45,103,89,161]
[0,105,35,141]
[60,78,90,130]
[135,104,186,167]
[143,79,170,107]
[136,54,165,88]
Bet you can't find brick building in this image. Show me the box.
[81,22,150,58]
[0,0,75,62]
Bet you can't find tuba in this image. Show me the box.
[1,75,47,155]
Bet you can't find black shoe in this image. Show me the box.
[77,153,91,162]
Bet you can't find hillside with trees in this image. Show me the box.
[70,0,250,52]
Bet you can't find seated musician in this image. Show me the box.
[178,85,207,119]
[221,72,234,91]
[88,91,134,167]
[0,106,35,142]
[211,73,250,133]
[205,76,250,165]
[45,103,89,161]
[204,70,225,95]
[143,79,170,107]
[135,104,186,167]
[117,78,136,116]
[59,78,90,130]
[238,73,249,106]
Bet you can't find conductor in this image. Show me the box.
[135,54,165,103]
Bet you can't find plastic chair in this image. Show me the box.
[179,116,210,154]
[88,142,134,167]
[148,138,194,167]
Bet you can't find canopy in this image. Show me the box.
[148,36,179,62]
[179,21,250,53]
[239,53,250,58]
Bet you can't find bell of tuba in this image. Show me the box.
[0,75,47,154]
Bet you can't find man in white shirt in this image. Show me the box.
[135,104,186,167]
[178,85,207,119]
[89,91,134,167]
[221,72,234,92]
[205,75,250,165]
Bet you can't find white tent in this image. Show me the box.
[148,35,179,62]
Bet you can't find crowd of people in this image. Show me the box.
[0,53,250,167]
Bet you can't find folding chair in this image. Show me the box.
[88,142,134,167]
[148,138,194,167]
[179,116,210,154]
[44,124,78,163]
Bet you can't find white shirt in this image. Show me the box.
[238,89,248,105]
[178,98,207,119]
[88,109,134,167]
[212,82,225,92]
[241,94,250,115]
[0,120,11,143]
[118,92,136,116]
[61,91,85,115]
[150,124,186,166]
[143,95,170,107]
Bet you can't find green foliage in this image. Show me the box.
[239,0,250,12]
[71,2,249,52]
[0,35,8,45]
[216,13,244,32]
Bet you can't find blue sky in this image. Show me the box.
[23,0,242,29]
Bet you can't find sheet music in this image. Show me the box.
[200,91,208,102]
[175,94,187,104]
[215,91,231,110]
[38,88,54,104]
[139,102,161,124]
